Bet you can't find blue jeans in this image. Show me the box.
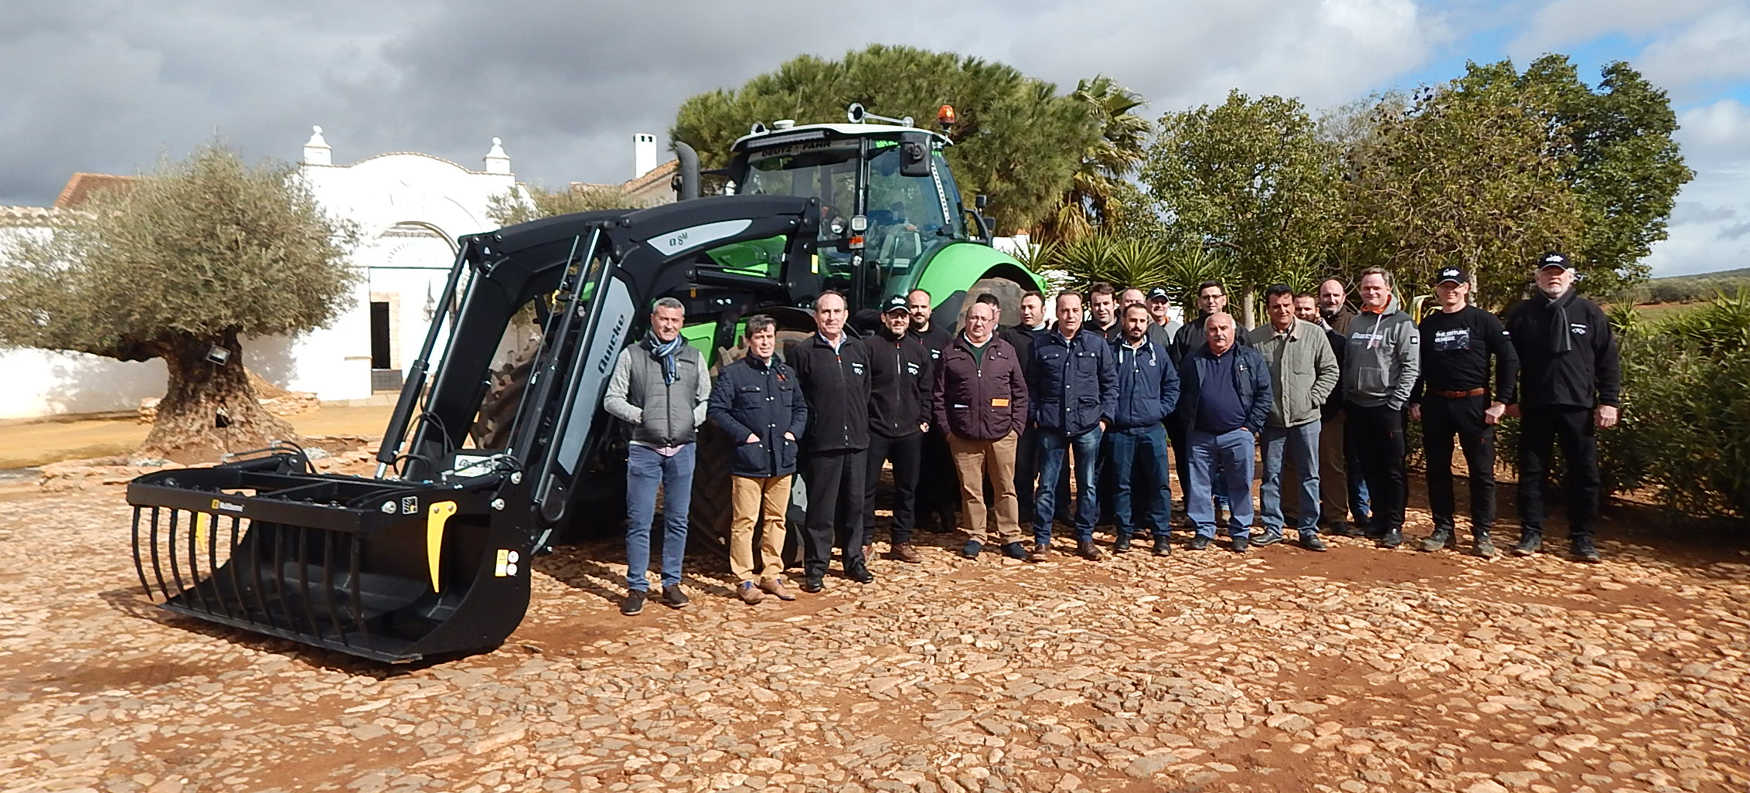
[1110,424,1171,539]
[1033,426,1102,545]
[1187,428,1255,539]
[625,443,694,591]
[1261,421,1321,533]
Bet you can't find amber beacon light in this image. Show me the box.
[937,104,957,130]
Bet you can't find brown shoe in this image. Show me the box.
[1077,539,1104,561]
[890,543,922,563]
[737,580,764,605]
[1027,543,1051,563]
[759,578,797,601]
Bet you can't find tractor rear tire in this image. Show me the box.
[687,421,734,563]
[969,276,1029,328]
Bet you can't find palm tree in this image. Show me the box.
[1036,76,1151,243]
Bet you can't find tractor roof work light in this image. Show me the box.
[937,105,957,131]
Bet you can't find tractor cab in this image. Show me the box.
[723,104,991,314]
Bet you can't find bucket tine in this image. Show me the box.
[184,511,209,615]
[296,525,322,640]
[227,517,247,621]
[269,524,291,632]
[349,535,371,644]
[146,507,170,601]
[206,514,233,621]
[166,510,187,604]
[131,508,152,599]
[244,521,274,629]
[322,530,346,646]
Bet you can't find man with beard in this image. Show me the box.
[1505,253,1620,563]
[907,288,959,535]
[864,295,933,564]
[1108,303,1180,555]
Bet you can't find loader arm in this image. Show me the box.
[126,195,823,663]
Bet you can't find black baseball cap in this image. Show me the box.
[882,294,910,314]
[1147,287,1171,301]
[1539,252,1573,271]
[1433,267,1467,285]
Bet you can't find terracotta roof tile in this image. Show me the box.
[53,172,136,208]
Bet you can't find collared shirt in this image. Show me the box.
[818,332,845,353]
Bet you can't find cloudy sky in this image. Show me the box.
[3,0,1746,276]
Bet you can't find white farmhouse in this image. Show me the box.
[0,129,534,419]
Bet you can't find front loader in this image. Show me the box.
[128,196,824,662]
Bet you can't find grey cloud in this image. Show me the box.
[2,0,1462,207]
[1722,222,1750,240]
[1671,201,1738,225]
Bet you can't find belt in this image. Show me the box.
[1433,388,1487,398]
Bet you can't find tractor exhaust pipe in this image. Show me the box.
[674,141,700,202]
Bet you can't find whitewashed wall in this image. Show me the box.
[0,137,515,418]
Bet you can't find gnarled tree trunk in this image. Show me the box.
[138,330,297,463]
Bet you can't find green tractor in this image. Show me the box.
[694,102,1043,335]
[121,106,1045,662]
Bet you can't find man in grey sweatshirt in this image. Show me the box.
[1340,268,1421,548]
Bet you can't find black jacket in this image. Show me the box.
[1171,312,1252,362]
[708,355,809,477]
[785,333,872,452]
[1175,344,1273,435]
[867,327,932,438]
[908,324,952,364]
[1320,324,1348,418]
[998,323,1050,377]
[1505,291,1621,409]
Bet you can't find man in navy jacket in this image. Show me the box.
[1025,291,1117,562]
[1176,312,1272,553]
[1109,303,1180,555]
[708,315,809,604]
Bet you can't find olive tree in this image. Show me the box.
[0,144,358,461]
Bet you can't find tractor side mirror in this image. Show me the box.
[899,132,932,177]
[975,194,989,210]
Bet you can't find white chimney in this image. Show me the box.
[483,137,511,174]
[633,133,657,179]
[302,125,331,165]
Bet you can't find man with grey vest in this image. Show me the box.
[604,297,712,616]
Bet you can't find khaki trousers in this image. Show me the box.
[948,432,1023,544]
[730,475,790,582]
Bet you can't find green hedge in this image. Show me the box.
[1483,295,1750,520]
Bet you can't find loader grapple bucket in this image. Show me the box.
[127,456,527,663]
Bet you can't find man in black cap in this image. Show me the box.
[865,294,933,563]
[1505,252,1620,563]
[1408,267,1519,558]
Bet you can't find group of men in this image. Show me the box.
[603,252,1620,615]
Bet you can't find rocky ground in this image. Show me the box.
[2,476,1748,793]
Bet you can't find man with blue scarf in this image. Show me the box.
[605,297,712,616]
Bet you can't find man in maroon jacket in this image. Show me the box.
[932,300,1030,560]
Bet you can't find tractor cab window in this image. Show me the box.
[742,144,860,294]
